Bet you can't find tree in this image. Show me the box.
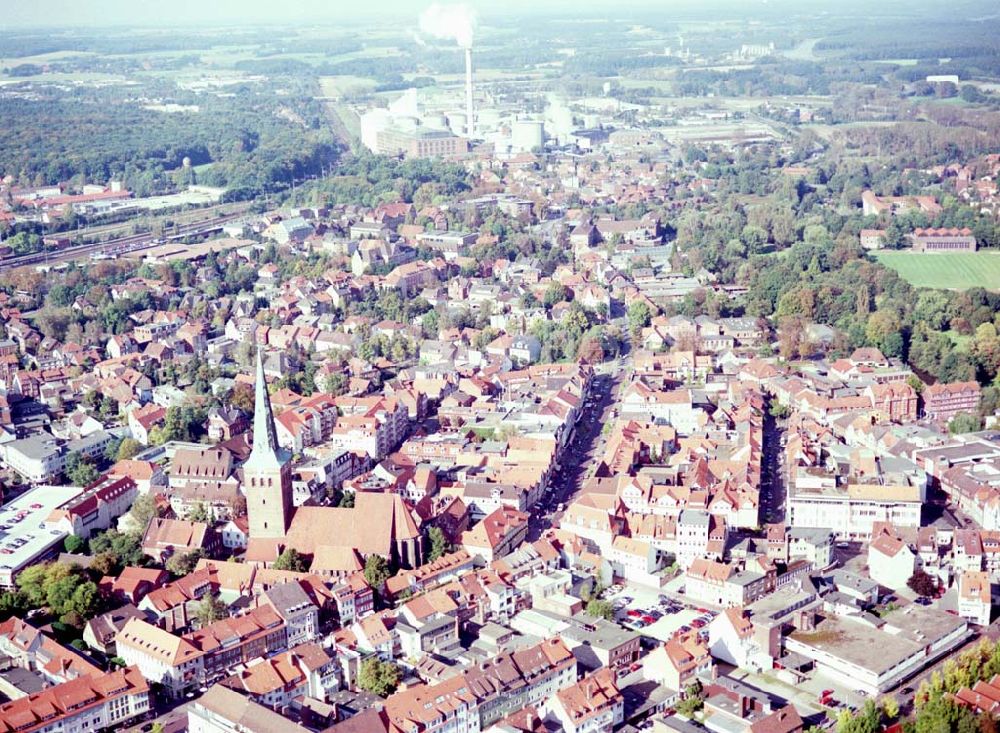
[195,592,228,627]
[89,530,146,568]
[125,493,161,534]
[880,697,900,721]
[543,283,568,308]
[676,681,705,717]
[67,581,102,620]
[64,535,87,554]
[627,301,652,334]
[358,658,402,697]
[949,412,982,435]
[426,527,448,563]
[769,402,791,419]
[16,564,54,607]
[364,554,392,591]
[166,550,203,577]
[838,699,881,733]
[116,438,143,461]
[0,590,28,621]
[229,383,255,415]
[908,569,938,598]
[64,452,99,487]
[187,503,212,523]
[273,548,308,572]
[585,599,615,621]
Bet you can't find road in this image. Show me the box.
[892,619,1000,715]
[761,410,786,523]
[527,359,628,540]
[122,698,194,733]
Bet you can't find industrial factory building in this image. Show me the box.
[374,123,468,159]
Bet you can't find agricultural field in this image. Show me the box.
[873,251,1000,291]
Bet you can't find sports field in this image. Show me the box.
[873,251,1000,291]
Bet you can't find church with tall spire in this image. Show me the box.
[242,349,424,570]
[245,348,293,539]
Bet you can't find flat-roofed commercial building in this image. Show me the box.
[0,484,84,588]
[375,125,468,159]
[787,481,921,541]
[785,605,968,694]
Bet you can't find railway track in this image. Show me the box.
[0,212,248,272]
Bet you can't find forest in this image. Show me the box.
[0,80,339,199]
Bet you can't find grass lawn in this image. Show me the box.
[318,75,378,98]
[873,251,1000,291]
[944,330,973,352]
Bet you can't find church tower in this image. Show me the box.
[245,349,293,539]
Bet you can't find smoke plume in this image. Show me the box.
[418,3,476,49]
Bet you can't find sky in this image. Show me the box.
[0,0,992,29]
[4,0,551,28]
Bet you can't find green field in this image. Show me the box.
[873,251,1000,291]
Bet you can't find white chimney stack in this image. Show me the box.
[465,46,474,139]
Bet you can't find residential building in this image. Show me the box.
[0,666,150,733]
[868,525,916,590]
[923,381,982,422]
[189,684,310,733]
[958,570,992,626]
[545,668,624,733]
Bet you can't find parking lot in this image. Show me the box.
[600,583,717,644]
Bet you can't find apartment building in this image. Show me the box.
[381,637,577,733]
[44,475,138,539]
[0,666,150,733]
[545,668,624,733]
[221,643,338,711]
[958,570,992,626]
[685,559,769,608]
[923,381,982,422]
[186,606,288,683]
[116,618,204,697]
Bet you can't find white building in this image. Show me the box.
[676,509,711,568]
[116,618,204,698]
[707,608,770,672]
[0,431,113,483]
[787,483,921,540]
[0,484,84,588]
[787,527,834,568]
[868,529,916,591]
[958,570,992,626]
[785,606,967,694]
[620,384,706,435]
[608,536,661,586]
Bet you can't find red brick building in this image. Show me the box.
[866,382,918,424]
[923,381,981,422]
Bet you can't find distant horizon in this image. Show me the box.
[2,0,997,32]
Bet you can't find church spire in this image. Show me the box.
[245,347,292,540]
[252,347,280,457]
